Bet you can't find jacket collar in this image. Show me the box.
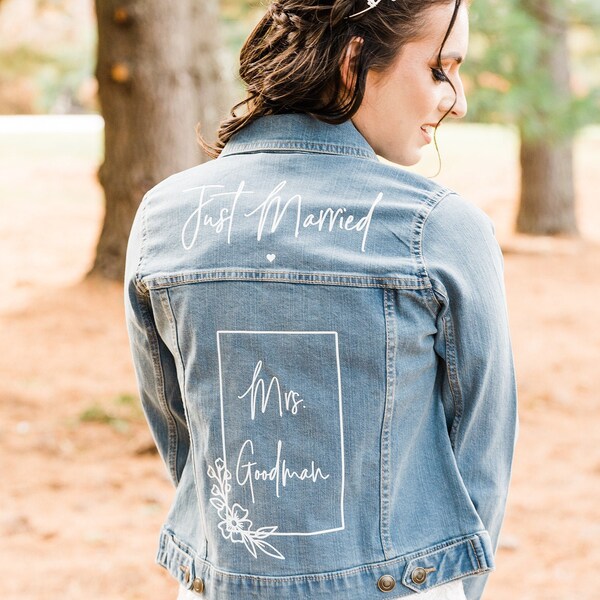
[220,113,378,161]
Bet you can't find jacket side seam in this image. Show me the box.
[137,292,180,484]
[160,288,209,560]
[380,288,397,559]
[134,192,150,294]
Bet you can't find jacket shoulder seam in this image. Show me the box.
[412,188,455,316]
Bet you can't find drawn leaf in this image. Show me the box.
[210,498,226,512]
[207,458,283,560]
[255,540,285,560]
[243,535,258,558]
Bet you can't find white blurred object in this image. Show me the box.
[0,114,104,134]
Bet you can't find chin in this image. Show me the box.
[385,150,421,167]
[399,155,421,167]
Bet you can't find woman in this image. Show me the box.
[125,1,518,599]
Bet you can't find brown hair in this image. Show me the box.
[202,0,462,158]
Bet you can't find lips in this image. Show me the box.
[420,125,434,144]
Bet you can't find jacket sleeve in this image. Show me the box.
[422,193,518,600]
[124,198,190,486]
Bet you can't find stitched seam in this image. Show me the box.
[145,269,426,280]
[469,538,482,570]
[134,193,150,294]
[160,289,208,560]
[417,192,465,450]
[414,191,452,268]
[144,271,429,290]
[404,568,488,592]
[402,537,486,589]
[380,289,396,559]
[159,528,490,583]
[414,189,455,315]
[443,315,464,449]
[159,529,489,583]
[155,292,181,484]
[404,533,485,563]
[221,140,377,159]
[149,279,421,290]
[422,283,443,319]
[137,294,179,484]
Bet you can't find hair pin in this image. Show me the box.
[349,0,396,19]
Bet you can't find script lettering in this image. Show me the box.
[236,439,330,504]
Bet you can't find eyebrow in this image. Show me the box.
[439,52,464,64]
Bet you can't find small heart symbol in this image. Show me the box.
[266,254,276,263]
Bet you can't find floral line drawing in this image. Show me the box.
[207,457,285,560]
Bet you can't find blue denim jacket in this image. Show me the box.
[125,114,518,600]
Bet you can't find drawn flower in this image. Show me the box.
[218,504,252,543]
[208,458,285,560]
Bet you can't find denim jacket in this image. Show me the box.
[125,114,518,600]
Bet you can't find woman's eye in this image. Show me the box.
[431,67,447,82]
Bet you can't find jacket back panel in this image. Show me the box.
[125,116,516,599]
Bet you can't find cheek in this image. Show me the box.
[389,76,430,120]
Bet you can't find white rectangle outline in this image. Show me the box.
[216,330,345,536]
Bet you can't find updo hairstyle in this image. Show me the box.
[203,0,462,157]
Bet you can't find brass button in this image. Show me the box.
[192,577,204,593]
[179,565,190,585]
[377,574,396,592]
[411,567,428,584]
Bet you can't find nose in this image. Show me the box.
[440,78,467,119]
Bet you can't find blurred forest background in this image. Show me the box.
[2,0,599,277]
[1,1,599,599]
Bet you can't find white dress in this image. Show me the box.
[177,578,466,599]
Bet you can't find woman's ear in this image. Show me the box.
[340,37,364,91]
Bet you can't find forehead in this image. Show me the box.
[405,3,469,59]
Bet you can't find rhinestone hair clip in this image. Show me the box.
[348,0,396,19]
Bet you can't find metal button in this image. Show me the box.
[377,574,396,592]
[192,577,204,593]
[179,565,190,585]
[411,566,436,584]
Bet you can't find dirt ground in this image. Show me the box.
[1,120,599,600]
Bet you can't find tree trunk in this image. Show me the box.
[516,0,578,236]
[90,0,229,280]
[517,137,578,235]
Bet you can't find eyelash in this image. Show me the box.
[431,67,448,83]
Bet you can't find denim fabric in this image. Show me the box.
[178,579,466,599]
[125,114,518,600]
[177,580,467,600]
